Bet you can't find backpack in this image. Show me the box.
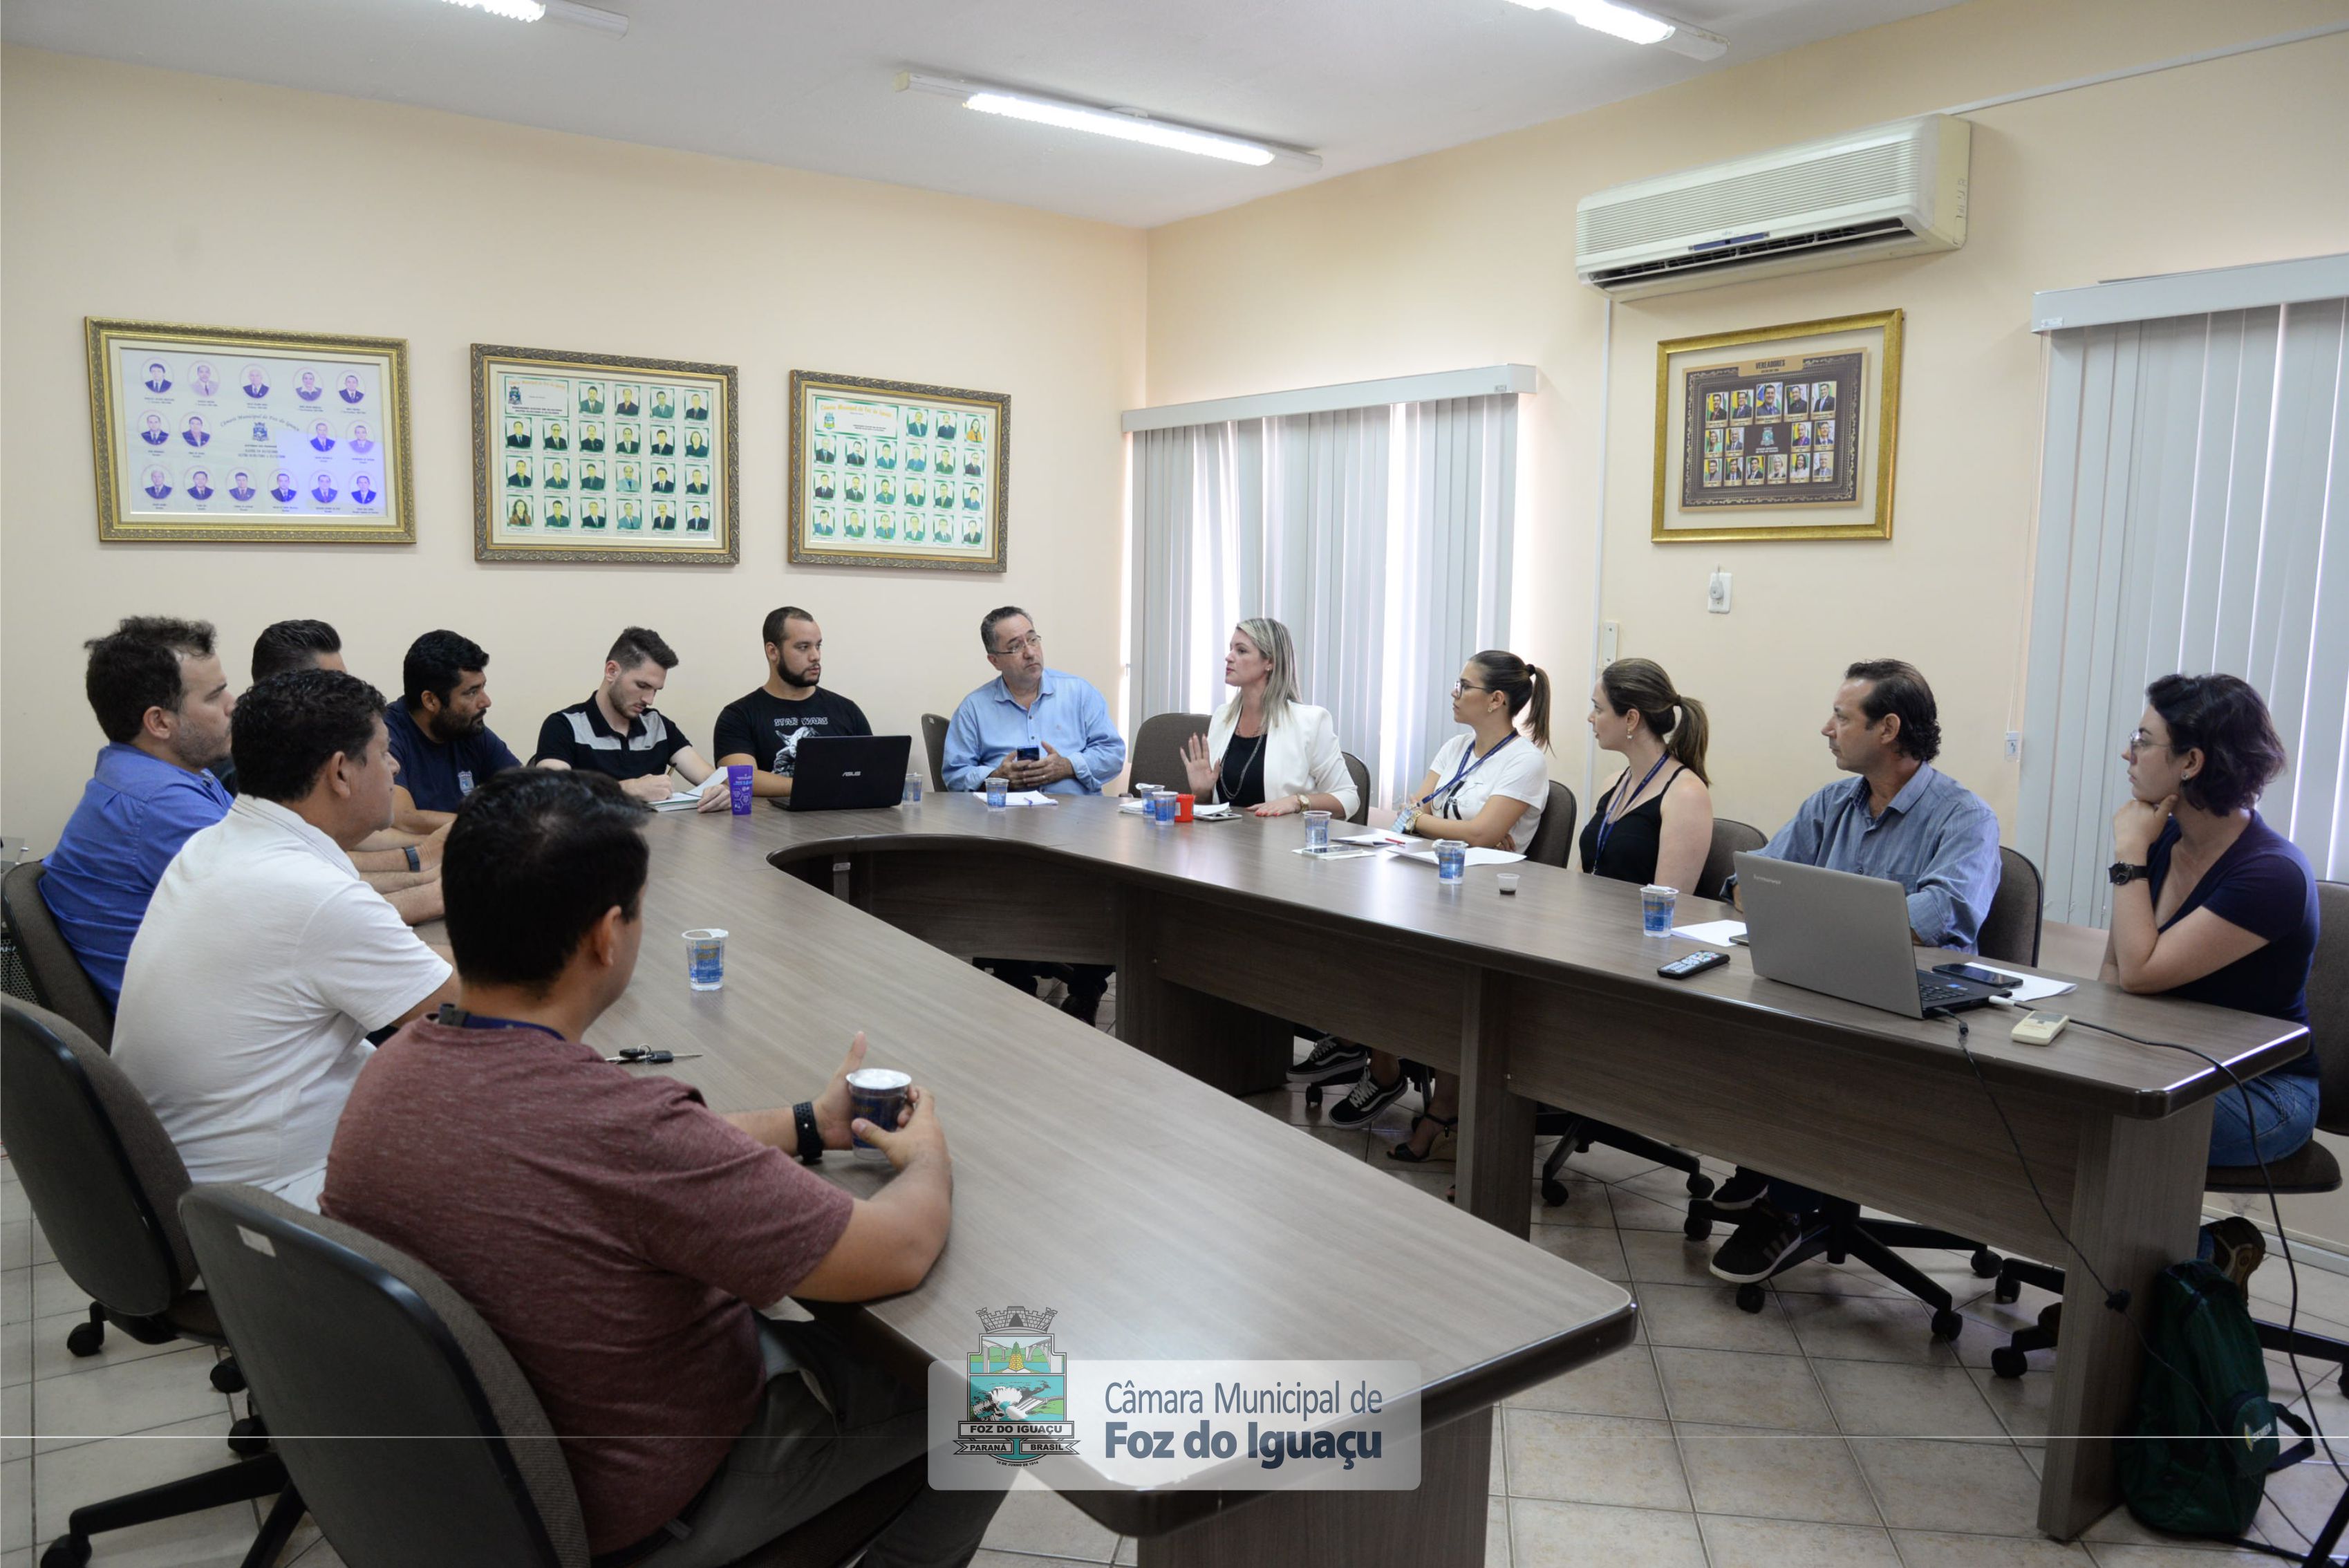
[2119,1259,2311,1539]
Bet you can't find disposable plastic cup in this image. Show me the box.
[1497,873,1521,895]
[1304,810,1331,852]
[903,773,923,804]
[1641,884,1678,936]
[684,928,728,990]
[986,776,1009,808]
[1151,789,1177,824]
[726,763,754,815]
[848,1067,913,1161]
[1436,840,1468,884]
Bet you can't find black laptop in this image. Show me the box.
[776,734,913,811]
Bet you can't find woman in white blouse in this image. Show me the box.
[1179,618,1360,820]
[1325,650,1554,1157]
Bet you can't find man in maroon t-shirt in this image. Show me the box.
[324,768,1001,1567]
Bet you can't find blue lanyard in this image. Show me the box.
[1421,733,1516,816]
[436,1004,563,1042]
[1593,752,1672,863]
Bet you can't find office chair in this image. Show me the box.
[1519,782,1580,870]
[1127,711,1210,797]
[1723,849,2049,1336]
[2,998,287,1568]
[182,1183,930,1568]
[919,712,950,794]
[3,859,114,1049]
[1340,751,1372,825]
[1990,879,2349,1380]
[1698,819,1768,902]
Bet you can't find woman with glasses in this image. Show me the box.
[2110,674,2320,1168]
[1580,658,1714,895]
[1177,619,1359,819]
[1324,651,1553,1152]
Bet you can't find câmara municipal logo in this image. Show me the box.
[956,1306,1080,1467]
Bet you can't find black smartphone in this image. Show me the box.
[1015,747,1041,763]
[1932,961,2020,989]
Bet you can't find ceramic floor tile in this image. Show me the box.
[1634,1281,1801,1356]
[1674,1424,1880,1526]
[2,1460,26,1553]
[2,1385,24,1464]
[2246,1445,2349,1549]
[1114,1536,1137,1567]
[1,1318,26,1391]
[1777,1289,1979,1366]
[1810,1358,2007,1439]
[1499,1410,1689,1510]
[1619,1229,1728,1287]
[1965,1364,2054,1446]
[2082,1544,2298,1566]
[1696,1513,1902,1568]
[978,1486,1120,1562]
[29,1307,198,1383]
[31,1346,228,1454]
[2081,1497,2301,1555]
[1653,1347,1835,1433]
[1850,1437,2043,1535]
[1543,1138,1665,1188]
[1507,1497,1708,1568]
[1609,1186,1707,1234]
[1889,1530,2096,1565]
[1613,1164,1717,1213]
[1504,1341,1668,1421]
[0,1224,26,1275]
[1486,1495,1510,1568]
[1527,1223,1630,1282]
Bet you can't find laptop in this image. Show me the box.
[1732,852,2005,1019]
[776,734,913,811]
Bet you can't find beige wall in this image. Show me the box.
[1,48,1145,850]
[1144,0,2349,839]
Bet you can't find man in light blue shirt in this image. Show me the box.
[1710,659,2003,1286]
[41,618,238,1007]
[944,606,1127,1023]
[942,607,1126,796]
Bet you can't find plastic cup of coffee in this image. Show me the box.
[1497,872,1521,895]
[848,1067,913,1161]
[683,928,728,991]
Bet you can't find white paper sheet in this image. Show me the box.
[1672,919,1749,947]
[651,789,715,812]
[1396,844,1526,868]
[1983,972,2078,1004]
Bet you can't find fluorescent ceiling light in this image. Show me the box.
[895,73,1321,171]
[1504,0,1728,60]
[434,0,630,37]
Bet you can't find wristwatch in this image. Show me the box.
[2107,861,2151,886]
[792,1100,824,1164]
[1296,793,1311,813]
[403,845,420,872]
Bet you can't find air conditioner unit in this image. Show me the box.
[1576,115,1969,299]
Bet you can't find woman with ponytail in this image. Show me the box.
[1580,657,1716,897]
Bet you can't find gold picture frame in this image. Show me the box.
[1652,308,1902,543]
[787,370,1008,572]
[86,317,416,544]
[471,344,739,565]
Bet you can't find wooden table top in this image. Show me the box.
[744,793,2310,1120]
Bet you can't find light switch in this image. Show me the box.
[1707,570,1732,614]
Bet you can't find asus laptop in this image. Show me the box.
[1733,852,2005,1019]
[777,735,913,811]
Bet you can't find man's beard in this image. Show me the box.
[786,662,821,689]
[433,709,487,740]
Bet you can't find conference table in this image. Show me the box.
[592,800,1637,1568]
[691,789,2309,1544]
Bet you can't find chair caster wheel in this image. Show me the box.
[1991,1345,2029,1380]
[1687,1173,1716,1200]
[43,1535,93,1568]
[210,1360,246,1394]
[1304,1083,1323,1111]
[227,1416,269,1457]
[1540,1179,1569,1208]
[1993,1278,2021,1305]
[1931,1309,1964,1341]
[1683,1215,1713,1242]
[1970,1249,2002,1278]
[65,1322,104,1358]
[1735,1284,1765,1314]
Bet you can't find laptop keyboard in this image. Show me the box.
[1916,978,1973,1009]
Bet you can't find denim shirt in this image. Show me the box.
[1748,765,2003,951]
[942,670,1126,795]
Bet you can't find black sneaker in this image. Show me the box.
[1289,1036,1371,1085]
[1707,1168,1770,1212]
[1326,1069,1408,1128]
[1709,1207,1819,1285]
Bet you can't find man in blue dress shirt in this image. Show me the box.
[384,629,522,832]
[1709,659,2003,1285]
[41,618,236,1006]
[943,606,1127,1022]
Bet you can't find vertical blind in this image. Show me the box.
[1128,395,1519,808]
[2017,297,2349,924]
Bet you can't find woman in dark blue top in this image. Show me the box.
[2108,673,2321,1166]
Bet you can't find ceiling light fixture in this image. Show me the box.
[434,0,630,38]
[895,73,1321,171]
[1503,0,1728,61]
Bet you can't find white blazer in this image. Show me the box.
[1204,700,1360,819]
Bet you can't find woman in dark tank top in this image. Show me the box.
[1578,658,1715,895]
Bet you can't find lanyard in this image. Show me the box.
[436,1003,563,1043]
[1420,733,1516,816]
[1593,752,1671,864]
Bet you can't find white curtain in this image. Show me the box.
[1128,395,1519,810]
[2018,298,2349,923]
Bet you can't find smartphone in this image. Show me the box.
[1015,747,1041,763]
[1932,961,2020,989]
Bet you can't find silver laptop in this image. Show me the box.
[1733,852,2003,1019]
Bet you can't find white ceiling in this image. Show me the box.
[5,0,1967,228]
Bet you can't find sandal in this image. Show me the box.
[1387,1112,1458,1164]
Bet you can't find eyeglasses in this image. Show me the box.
[993,632,1044,656]
[1452,680,1490,696]
[2124,729,2169,754]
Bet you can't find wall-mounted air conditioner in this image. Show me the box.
[1576,115,1970,299]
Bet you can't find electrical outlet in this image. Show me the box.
[1707,570,1732,615]
[1599,621,1620,664]
[2005,731,2022,761]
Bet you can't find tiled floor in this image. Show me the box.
[8,1032,2349,1568]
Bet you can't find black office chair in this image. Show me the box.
[1991,879,2349,1380]
[1339,751,1373,825]
[919,712,951,794]
[1,997,288,1568]
[1519,782,1580,869]
[1698,819,1767,902]
[1127,711,1210,796]
[3,859,115,1049]
[181,1183,929,1568]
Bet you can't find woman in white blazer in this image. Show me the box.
[1178,618,1360,820]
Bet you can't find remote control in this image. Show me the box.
[1658,951,1730,980]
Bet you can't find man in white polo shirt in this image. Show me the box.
[115,667,458,1209]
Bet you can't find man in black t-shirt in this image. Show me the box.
[710,606,872,802]
[533,627,726,809]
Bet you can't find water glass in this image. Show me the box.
[1150,788,1178,824]
[986,775,1009,808]
[1435,839,1468,884]
[726,763,754,815]
[847,1067,913,1162]
[1640,884,1678,936]
[903,772,923,804]
[683,928,728,991]
[1304,809,1331,852]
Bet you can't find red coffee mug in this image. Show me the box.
[1175,793,1195,823]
